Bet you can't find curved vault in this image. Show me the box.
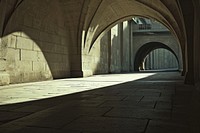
[82,0,185,54]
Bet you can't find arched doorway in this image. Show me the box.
[134,42,180,71]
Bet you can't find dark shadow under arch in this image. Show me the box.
[134,42,180,71]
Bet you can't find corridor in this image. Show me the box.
[0,72,200,133]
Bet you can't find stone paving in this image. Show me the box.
[0,72,200,133]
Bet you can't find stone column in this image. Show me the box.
[181,2,195,85]
[194,1,200,85]
[119,23,123,72]
[129,21,132,72]
[107,30,111,73]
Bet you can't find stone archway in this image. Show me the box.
[134,42,180,71]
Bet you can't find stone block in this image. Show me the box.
[0,71,10,85]
[16,37,33,50]
[37,51,46,62]
[23,72,48,82]
[12,32,21,37]
[32,62,45,71]
[82,70,93,77]
[6,48,20,61]
[7,35,17,48]
[0,59,6,71]
[32,42,41,51]
[45,63,51,71]
[16,61,33,72]
[21,50,37,61]
[8,72,21,83]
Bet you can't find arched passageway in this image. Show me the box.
[134,42,180,71]
[144,48,179,71]
[0,1,200,132]
[0,0,199,85]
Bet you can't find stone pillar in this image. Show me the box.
[130,21,134,72]
[185,46,195,85]
[122,21,131,72]
[193,1,200,85]
[107,30,111,73]
[181,3,195,84]
[119,23,123,72]
[129,21,132,72]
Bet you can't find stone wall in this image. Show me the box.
[122,21,131,72]
[82,32,109,76]
[145,49,179,70]
[82,20,181,76]
[0,0,71,84]
[131,34,182,71]
[110,24,122,73]
[82,21,132,75]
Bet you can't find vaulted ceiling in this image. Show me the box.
[0,0,193,50]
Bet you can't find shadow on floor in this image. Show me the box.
[0,72,200,133]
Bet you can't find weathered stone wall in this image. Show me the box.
[82,21,132,75]
[110,24,122,73]
[82,20,180,76]
[131,34,182,71]
[0,0,71,84]
[82,32,109,76]
[0,0,199,86]
[122,21,131,72]
[145,49,179,70]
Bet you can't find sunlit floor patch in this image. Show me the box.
[0,72,181,105]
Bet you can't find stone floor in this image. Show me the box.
[0,72,200,133]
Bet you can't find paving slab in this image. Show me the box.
[63,116,148,133]
[146,120,190,133]
[105,108,171,120]
[0,72,199,132]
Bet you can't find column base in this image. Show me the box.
[82,70,93,77]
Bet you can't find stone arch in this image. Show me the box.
[82,0,185,54]
[0,0,74,84]
[134,42,180,71]
[87,15,172,51]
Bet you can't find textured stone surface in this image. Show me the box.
[0,72,200,132]
[0,0,200,85]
